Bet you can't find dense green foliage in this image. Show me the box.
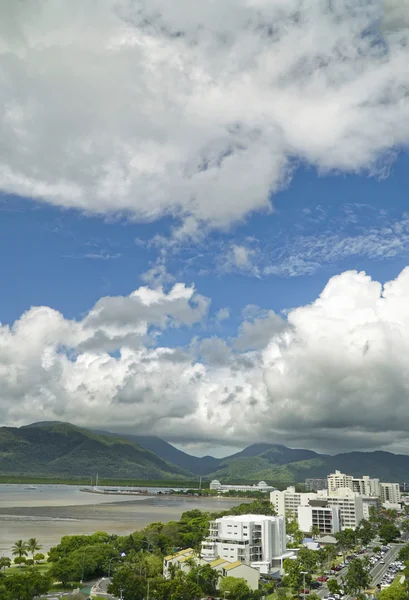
[0,422,190,479]
[0,570,50,600]
[344,558,371,595]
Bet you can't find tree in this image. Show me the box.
[335,529,356,559]
[108,568,147,600]
[327,579,341,595]
[356,519,376,546]
[189,564,220,595]
[27,538,42,563]
[49,557,77,586]
[378,583,409,600]
[0,557,11,572]
[170,577,203,600]
[14,557,27,568]
[12,540,28,568]
[310,525,320,539]
[401,521,409,534]
[2,570,51,600]
[298,547,318,574]
[399,544,409,563]
[220,576,253,600]
[344,558,370,596]
[34,553,45,564]
[379,522,401,544]
[283,558,311,593]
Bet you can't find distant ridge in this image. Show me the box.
[2,421,409,483]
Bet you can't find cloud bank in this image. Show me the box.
[3,268,409,453]
[0,1,408,232]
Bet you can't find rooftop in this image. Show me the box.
[216,514,279,522]
[223,561,242,571]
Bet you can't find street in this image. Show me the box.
[316,542,403,599]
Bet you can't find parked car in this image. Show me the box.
[317,576,328,582]
[301,589,310,595]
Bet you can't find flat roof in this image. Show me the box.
[217,514,278,522]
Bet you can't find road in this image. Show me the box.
[316,542,403,599]
[91,577,116,599]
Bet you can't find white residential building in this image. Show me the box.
[327,470,353,493]
[380,483,401,504]
[362,496,379,519]
[352,476,380,497]
[210,480,275,493]
[270,487,317,517]
[297,503,341,535]
[318,489,364,530]
[201,514,290,575]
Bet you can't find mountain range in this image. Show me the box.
[1,421,409,484]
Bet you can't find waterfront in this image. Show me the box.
[0,484,245,557]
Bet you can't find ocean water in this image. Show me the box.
[0,484,244,557]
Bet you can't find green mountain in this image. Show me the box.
[0,422,192,480]
[3,421,409,484]
[208,445,409,484]
[93,429,220,475]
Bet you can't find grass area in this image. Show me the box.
[0,474,206,487]
[4,563,51,577]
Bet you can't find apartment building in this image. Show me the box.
[318,489,364,530]
[352,476,380,497]
[305,478,327,492]
[270,487,317,517]
[297,502,341,535]
[380,483,401,504]
[362,496,379,519]
[201,514,289,574]
[271,486,363,530]
[327,470,353,493]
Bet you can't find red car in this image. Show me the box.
[317,576,328,582]
[301,589,310,594]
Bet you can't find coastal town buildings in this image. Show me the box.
[201,514,290,574]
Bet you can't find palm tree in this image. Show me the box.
[27,538,42,563]
[12,540,28,568]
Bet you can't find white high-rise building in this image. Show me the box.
[352,476,380,497]
[380,483,401,504]
[270,487,317,517]
[327,470,353,493]
[201,514,289,575]
[318,489,364,530]
[271,486,363,530]
[297,503,341,535]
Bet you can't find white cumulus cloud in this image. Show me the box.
[4,268,409,453]
[0,1,408,233]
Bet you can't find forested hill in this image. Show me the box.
[0,422,191,479]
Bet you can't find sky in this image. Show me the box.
[1,0,409,457]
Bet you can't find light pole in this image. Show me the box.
[301,570,308,600]
[119,587,124,600]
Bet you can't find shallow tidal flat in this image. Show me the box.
[0,484,245,556]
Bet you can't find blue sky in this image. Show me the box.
[2,0,409,456]
[2,154,409,335]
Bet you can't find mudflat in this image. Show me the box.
[0,484,245,557]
